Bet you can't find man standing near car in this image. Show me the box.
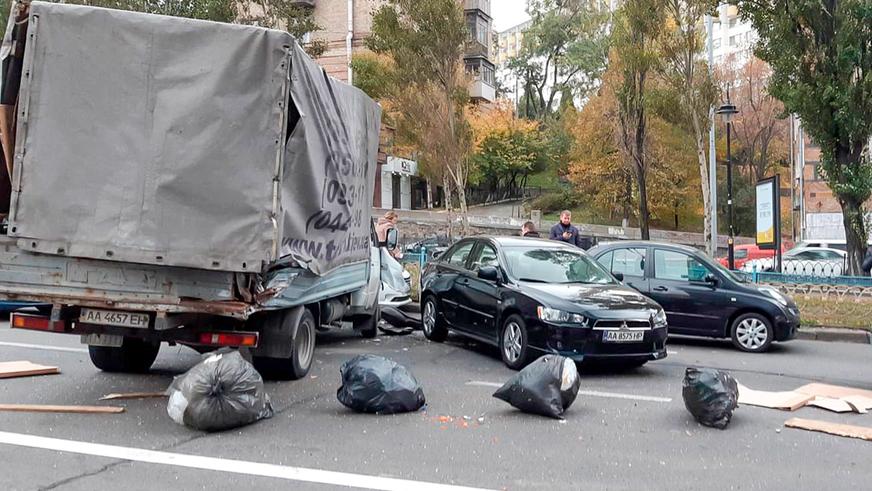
[862,245,872,276]
[521,221,540,238]
[550,210,585,248]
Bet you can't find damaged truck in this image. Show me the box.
[0,2,386,379]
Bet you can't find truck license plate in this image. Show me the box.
[79,309,150,328]
[603,331,645,343]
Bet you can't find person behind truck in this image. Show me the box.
[376,210,402,259]
[863,245,872,276]
[521,221,540,238]
[549,210,584,248]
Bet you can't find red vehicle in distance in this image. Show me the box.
[718,244,788,270]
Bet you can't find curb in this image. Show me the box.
[796,327,872,345]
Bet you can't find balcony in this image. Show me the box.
[465,57,495,102]
[463,0,491,17]
[469,79,495,102]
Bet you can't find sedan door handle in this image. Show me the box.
[458,278,470,285]
[653,286,668,292]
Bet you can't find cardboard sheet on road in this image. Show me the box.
[785,418,872,442]
[739,383,872,414]
[738,384,814,411]
[0,361,59,379]
[795,383,872,401]
[807,396,872,414]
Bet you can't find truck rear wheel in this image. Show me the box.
[89,338,160,373]
[253,308,316,380]
[354,304,380,339]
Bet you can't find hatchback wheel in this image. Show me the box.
[421,296,448,342]
[500,314,531,370]
[731,313,773,353]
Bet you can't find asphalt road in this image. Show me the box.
[0,319,870,491]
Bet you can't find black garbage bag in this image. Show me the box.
[336,355,425,414]
[682,367,739,429]
[166,349,274,432]
[493,355,580,419]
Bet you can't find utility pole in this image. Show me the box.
[717,94,739,270]
[706,14,718,258]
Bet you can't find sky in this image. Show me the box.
[492,0,531,33]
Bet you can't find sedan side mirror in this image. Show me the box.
[385,228,399,250]
[704,273,719,286]
[478,266,500,283]
[612,272,625,282]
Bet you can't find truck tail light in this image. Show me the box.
[11,313,68,333]
[198,332,258,348]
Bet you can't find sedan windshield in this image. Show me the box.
[504,247,615,284]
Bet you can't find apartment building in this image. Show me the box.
[494,19,531,67]
[707,3,757,66]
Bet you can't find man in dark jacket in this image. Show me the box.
[862,245,872,276]
[549,210,585,248]
[521,221,540,238]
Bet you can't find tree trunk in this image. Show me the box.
[840,196,867,276]
[635,160,650,240]
[443,173,453,239]
[623,173,633,224]
[691,111,714,257]
[456,183,470,236]
[426,178,433,209]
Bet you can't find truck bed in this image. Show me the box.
[0,237,370,320]
[0,236,248,317]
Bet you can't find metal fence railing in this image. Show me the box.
[736,270,872,288]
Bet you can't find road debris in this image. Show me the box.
[784,417,872,442]
[99,392,167,401]
[738,385,814,411]
[739,382,872,414]
[0,361,59,379]
[493,355,580,419]
[336,355,425,414]
[682,367,739,429]
[0,404,124,414]
[166,350,274,432]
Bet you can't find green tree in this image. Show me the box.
[507,0,610,122]
[1,0,326,57]
[733,0,872,274]
[367,0,474,234]
[658,0,719,254]
[612,0,666,240]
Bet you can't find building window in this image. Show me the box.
[729,35,738,46]
[465,58,495,87]
[477,18,489,46]
[729,17,738,28]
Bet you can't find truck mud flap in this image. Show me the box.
[250,306,305,359]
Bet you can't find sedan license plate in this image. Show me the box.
[79,309,150,329]
[603,330,645,343]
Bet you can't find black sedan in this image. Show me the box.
[588,241,800,353]
[420,237,668,369]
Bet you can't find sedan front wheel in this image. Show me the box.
[421,295,448,342]
[730,313,774,353]
[500,314,532,370]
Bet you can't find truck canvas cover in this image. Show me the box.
[3,2,380,276]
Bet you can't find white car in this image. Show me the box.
[741,247,847,277]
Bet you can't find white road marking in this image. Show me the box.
[0,431,494,491]
[466,381,672,403]
[0,341,88,354]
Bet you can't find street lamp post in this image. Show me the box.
[717,94,739,270]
